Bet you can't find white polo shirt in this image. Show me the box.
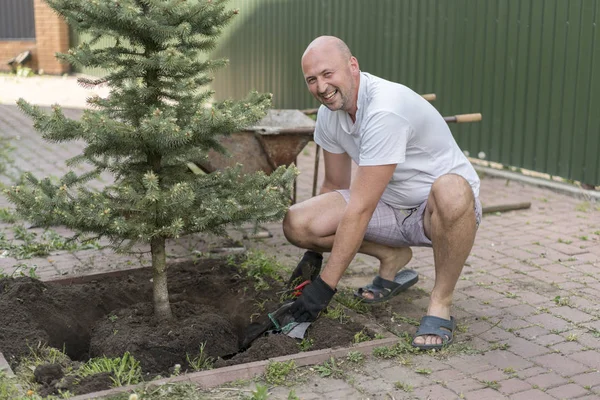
[314,72,480,209]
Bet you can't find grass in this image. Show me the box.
[103,383,211,399]
[186,342,214,371]
[352,330,371,344]
[7,346,146,398]
[372,334,420,359]
[391,313,420,326]
[489,342,510,351]
[480,380,500,390]
[245,384,269,400]
[334,290,369,313]
[0,262,39,279]
[233,250,285,291]
[298,337,314,351]
[394,381,413,392]
[313,357,344,379]
[264,360,295,385]
[78,352,143,387]
[415,368,432,375]
[346,351,364,363]
[0,224,99,260]
[553,295,572,307]
[0,372,19,400]
[324,304,349,323]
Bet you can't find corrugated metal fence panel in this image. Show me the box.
[68,0,600,185]
[210,0,600,185]
[0,0,35,40]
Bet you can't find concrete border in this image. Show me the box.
[0,352,15,378]
[67,336,399,399]
[474,165,600,201]
[0,336,398,400]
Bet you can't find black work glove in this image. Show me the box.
[287,250,323,288]
[290,275,336,323]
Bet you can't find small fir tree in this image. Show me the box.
[5,0,296,321]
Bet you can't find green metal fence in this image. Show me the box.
[71,0,600,186]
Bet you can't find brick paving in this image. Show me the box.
[1,75,600,399]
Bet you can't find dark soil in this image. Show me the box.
[0,258,370,397]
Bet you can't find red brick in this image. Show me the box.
[533,333,564,346]
[445,356,495,375]
[516,325,550,340]
[569,350,600,370]
[531,353,591,376]
[445,377,484,394]
[551,341,586,354]
[546,383,589,399]
[433,369,467,381]
[412,384,459,400]
[504,337,550,358]
[498,378,532,395]
[505,304,538,318]
[571,372,600,388]
[509,389,555,400]
[525,372,568,389]
[528,313,571,332]
[472,369,508,383]
[464,388,507,399]
[485,350,534,370]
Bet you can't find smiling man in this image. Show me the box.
[283,36,481,350]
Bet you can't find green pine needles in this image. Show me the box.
[5,0,297,321]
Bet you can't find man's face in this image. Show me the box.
[301,48,358,113]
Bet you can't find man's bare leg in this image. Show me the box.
[283,192,413,283]
[413,174,477,347]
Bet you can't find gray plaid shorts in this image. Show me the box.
[336,190,482,248]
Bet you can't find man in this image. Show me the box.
[284,36,481,350]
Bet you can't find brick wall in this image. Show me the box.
[0,40,38,72]
[0,0,70,74]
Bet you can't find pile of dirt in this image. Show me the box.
[0,258,370,397]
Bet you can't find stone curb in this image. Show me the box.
[0,352,15,378]
[62,336,399,400]
[474,165,600,201]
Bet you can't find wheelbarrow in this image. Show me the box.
[197,97,483,200]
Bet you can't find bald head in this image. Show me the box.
[302,36,352,64]
[301,36,360,116]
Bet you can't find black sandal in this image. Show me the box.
[354,269,418,304]
[412,315,456,350]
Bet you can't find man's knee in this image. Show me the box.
[282,204,306,244]
[429,174,474,218]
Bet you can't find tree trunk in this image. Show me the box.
[151,236,172,321]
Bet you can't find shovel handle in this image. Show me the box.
[421,93,436,102]
[444,113,482,124]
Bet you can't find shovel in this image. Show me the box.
[240,301,298,349]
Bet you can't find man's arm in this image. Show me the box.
[290,162,397,322]
[286,149,351,287]
[319,163,397,288]
[320,150,352,194]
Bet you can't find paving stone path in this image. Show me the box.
[1,75,599,399]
